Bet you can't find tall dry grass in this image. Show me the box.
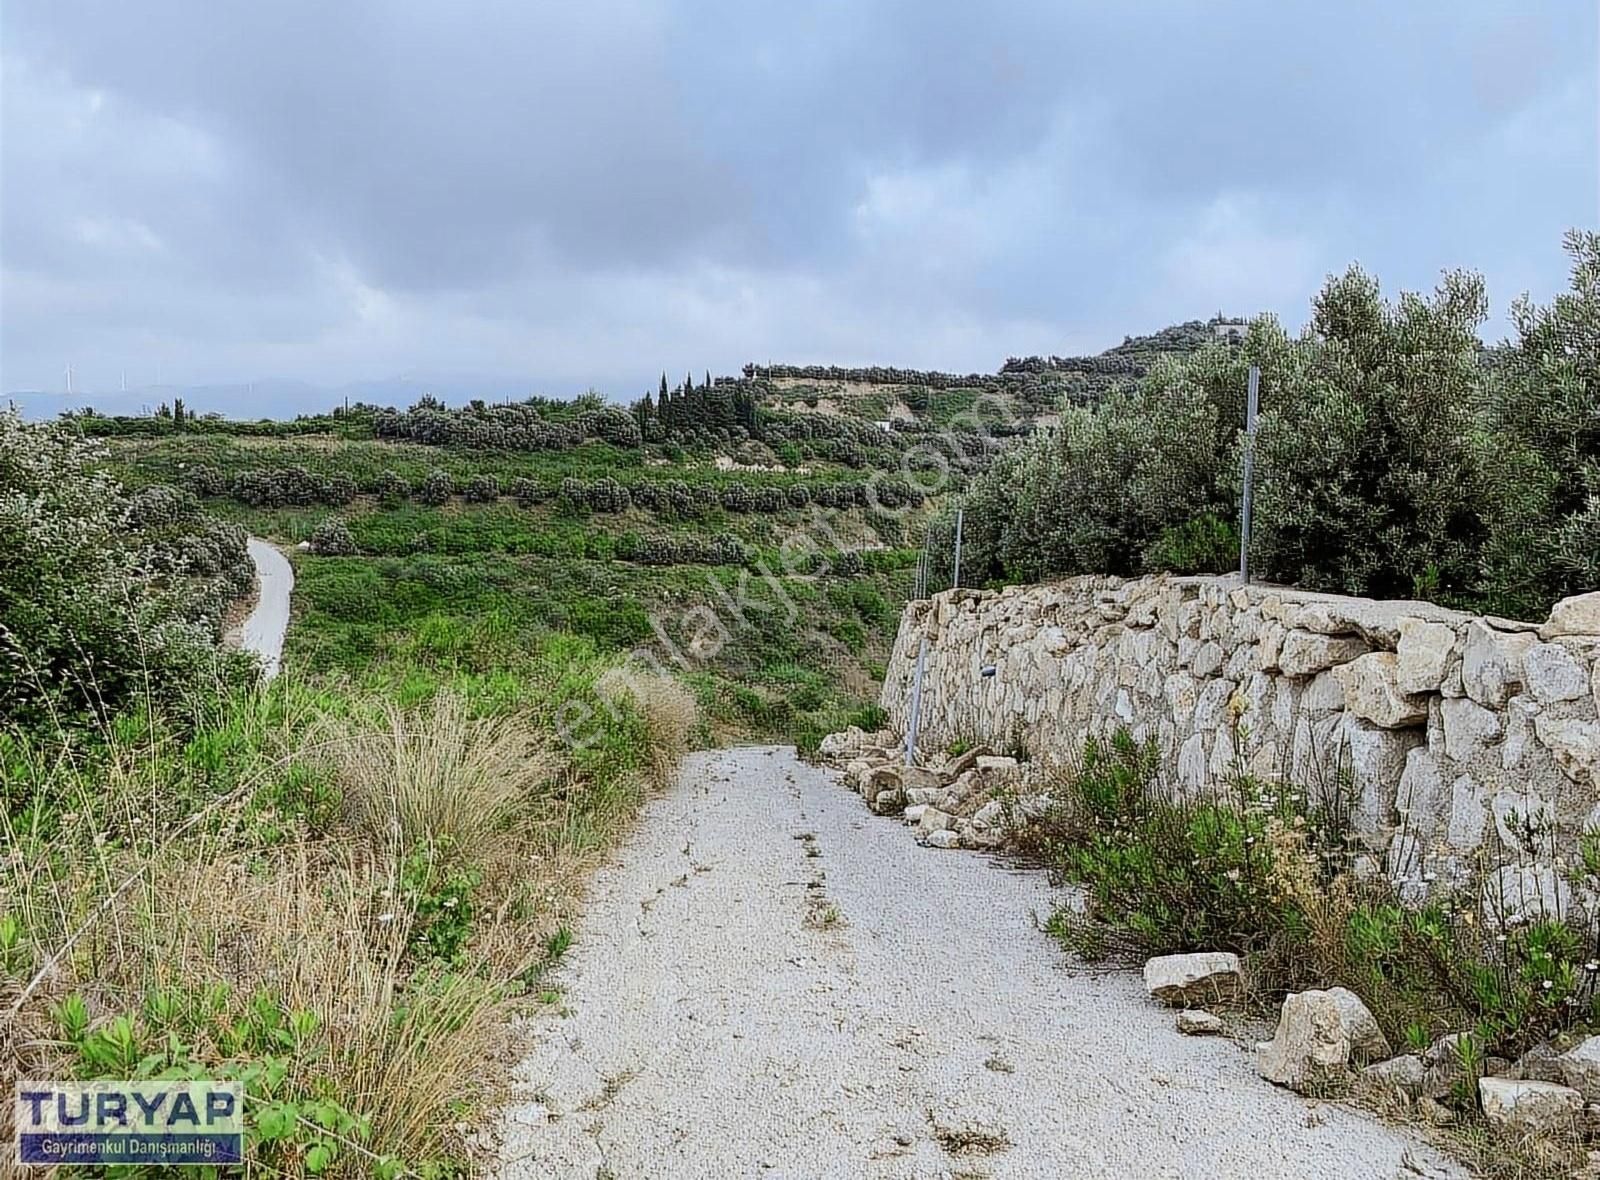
[335,692,553,857]
[2,667,698,1176]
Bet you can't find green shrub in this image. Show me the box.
[416,468,453,506]
[957,231,1600,617]
[462,474,499,503]
[310,517,359,556]
[375,469,410,505]
[1143,514,1239,575]
[0,413,253,730]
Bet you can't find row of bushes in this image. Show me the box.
[371,398,644,451]
[190,464,931,516]
[955,231,1600,619]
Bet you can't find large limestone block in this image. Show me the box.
[1300,670,1346,718]
[1523,641,1590,704]
[1165,672,1199,729]
[1192,641,1225,678]
[1257,987,1389,1092]
[1490,790,1555,854]
[1533,715,1600,787]
[1396,749,1448,839]
[1192,678,1238,732]
[1333,653,1428,728]
[1481,864,1579,926]
[1143,951,1242,1006]
[1288,602,1364,637]
[1556,1035,1600,1102]
[1177,733,1208,791]
[1543,591,1600,639]
[1395,618,1458,695]
[1279,630,1370,677]
[1439,696,1503,763]
[1343,715,1422,849]
[1462,620,1535,708]
[1258,622,1287,672]
[1479,1077,1581,1133]
[1445,773,1489,849]
[1501,695,1541,770]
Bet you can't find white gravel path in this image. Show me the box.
[497,745,1466,1180]
[230,537,293,679]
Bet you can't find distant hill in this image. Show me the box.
[746,317,1240,427]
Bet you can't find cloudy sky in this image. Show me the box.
[3,1,1596,403]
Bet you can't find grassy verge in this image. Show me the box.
[2,643,695,1177]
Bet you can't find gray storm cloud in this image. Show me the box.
[2,0,1595,401]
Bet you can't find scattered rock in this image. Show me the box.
[901,766,945,792]
[1361,1054,1426,1098]
[1415,1096,1455,1126]
[1142,951,1242,1007]
[1558,1035,1600,1102]
[1175,1009,1224,1036]
[939,746,991,778]
[1479,1077,1582,1133]
[1510,1042,1567,1085]
[972,799,1004,828]
[917,807,954,834]
[925,829,960,849]
[1257,987,1389,1092]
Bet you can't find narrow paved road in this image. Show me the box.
[231,537,293,679]
[498,746,1463,1180]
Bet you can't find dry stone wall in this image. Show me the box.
[881,575,1600,903]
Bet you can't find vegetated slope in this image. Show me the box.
[101,403,931,750]
[750,316,1233,428]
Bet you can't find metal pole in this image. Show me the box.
[905,633,929,767]
[951,508,965,591]
[1240,365,1260,583]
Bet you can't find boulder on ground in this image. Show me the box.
[1510,1042,1567,1085]
[819,727,868,759]
[1361,1054,1426,1098]
[1479,1077,1581,1133]
[901,765,946,792]
[1175,1010,1224,1036]
[925,829,960,849]
[917,807,953,834]
[939,746,992,778]
[1558,1035,1600,1102]
[1142,952,1242,1007]
[1257,987,1388,1092]
[975,755,1019,774]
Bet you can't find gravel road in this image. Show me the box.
[497,745,1464,1180]
[231,537,293,679]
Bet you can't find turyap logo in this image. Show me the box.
[15,1080,244,1166]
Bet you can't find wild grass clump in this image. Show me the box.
[336,692,551,855]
